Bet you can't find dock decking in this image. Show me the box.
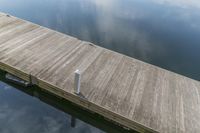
[0,12,200,133]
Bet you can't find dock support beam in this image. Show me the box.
[5,73,31,87]
[70,116,76,128]
[74,69,81,95]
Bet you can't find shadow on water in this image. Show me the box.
[0,70,138,133]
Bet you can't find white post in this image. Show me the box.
[74,69,81,94]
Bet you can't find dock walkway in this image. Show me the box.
[0,12,200,133]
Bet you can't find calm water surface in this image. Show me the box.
[0,0,200,132]
[0,80,104,133]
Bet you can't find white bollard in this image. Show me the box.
[74,69,81,94]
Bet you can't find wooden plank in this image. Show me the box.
[0,19,24,33]
[0,32,56,69]
[27,38,80,75]
[0,27,49,56]
[0,12,6,16]
[0,12,200,133]
[0,23,38,45]
[0,16,19,28]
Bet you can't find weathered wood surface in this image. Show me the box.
[0,12,200,133]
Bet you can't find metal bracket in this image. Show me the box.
[30,74,38,85]
[5,73,31,87]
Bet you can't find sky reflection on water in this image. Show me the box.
[0,81,104,133]
[1,0,199,80]
[0,0,200,132]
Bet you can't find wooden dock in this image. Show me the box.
[0,12,200,133]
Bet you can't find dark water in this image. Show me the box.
[0,71,131,133]
[0,76,106,133]
[0,0,200,132]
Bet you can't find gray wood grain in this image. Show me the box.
[0,12,199,133]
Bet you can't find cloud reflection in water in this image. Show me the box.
[0,0,199,74]
[0,81,103,133]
